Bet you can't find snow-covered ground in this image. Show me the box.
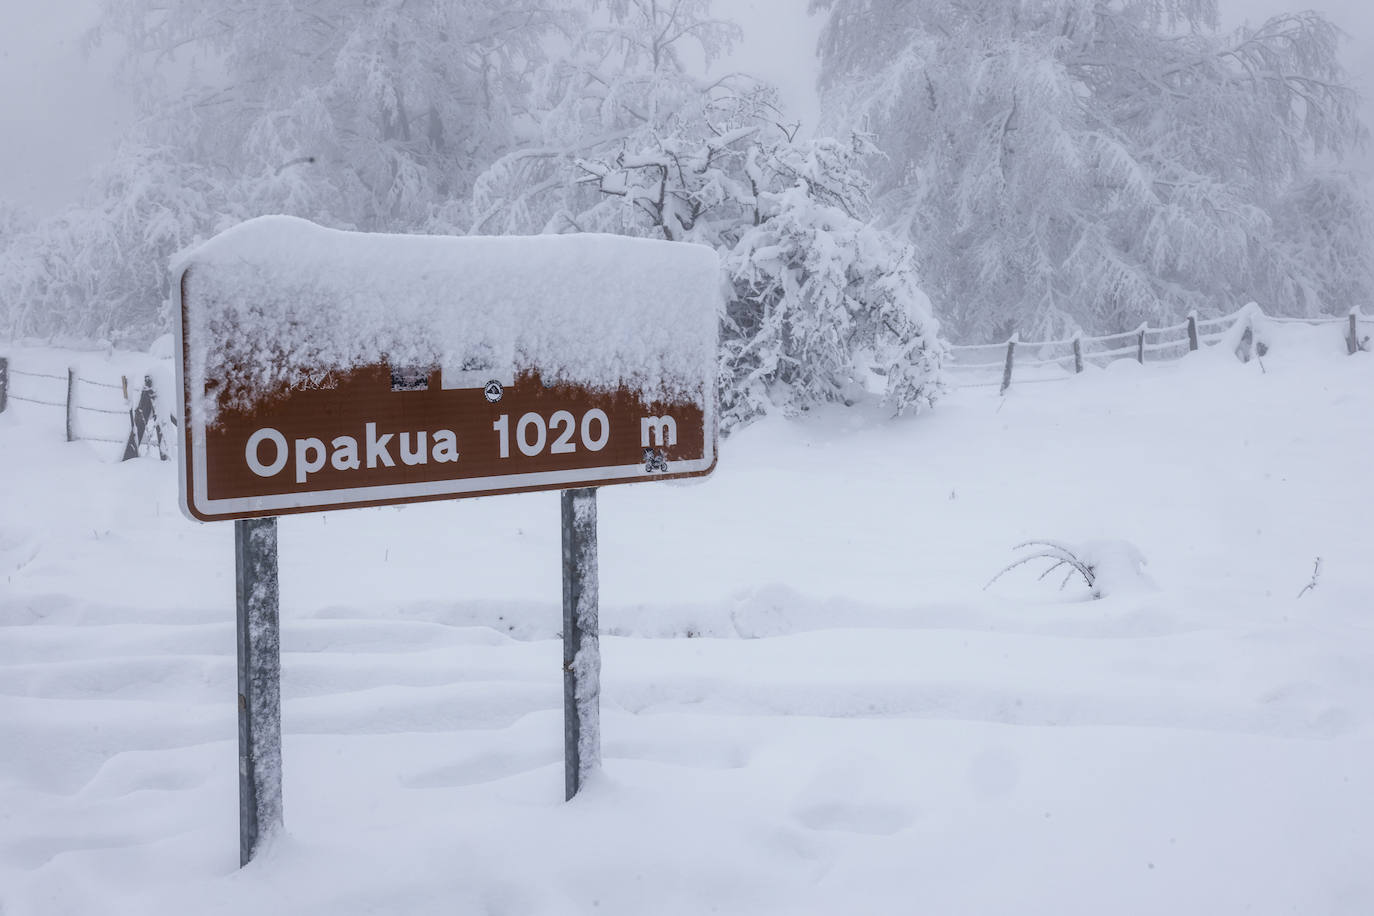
[2,326,1372,915]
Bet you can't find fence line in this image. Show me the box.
[76,376,124,391]
[948,304,1372,393]
[0,354,167,460]
[1266,315,1350,325]
[8,394,66,408]
[4,304,1369,438]
[9,368,70,382]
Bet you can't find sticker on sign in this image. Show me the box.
[174,217,720,521]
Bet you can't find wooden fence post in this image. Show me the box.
[1187,312,1199,352]
[66,368,77,442]
[1072,335,1083,374]
[0,356,8,413]
[1136,325,1147,364]
[1349,310,1362,355]
[1000,334,1017,395]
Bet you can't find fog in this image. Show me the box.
[0,0,1369,215]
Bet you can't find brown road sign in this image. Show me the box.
[174,230,718,522]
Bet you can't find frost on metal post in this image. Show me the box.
[561,487,600,800]
[235,516,283,866]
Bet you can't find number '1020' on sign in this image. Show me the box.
[493,409,610,458]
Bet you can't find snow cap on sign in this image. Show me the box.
[175,216,721,421]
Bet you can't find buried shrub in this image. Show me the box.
[986,539,1152,599]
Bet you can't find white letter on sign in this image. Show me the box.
[366,422,396,468]
[331,436,360,471]
[296,437,327,483]
[640,416,677,448]
[432,429,460,463]
[246,428,288,477]
[401,431,428,466]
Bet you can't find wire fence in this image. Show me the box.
[945,304,1372,394]
[0,356,167,455]
[3,303,1369,451]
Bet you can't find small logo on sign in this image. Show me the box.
[643,447,669,473]
[483,380,504,403]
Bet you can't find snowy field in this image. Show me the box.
[2,326,1372,915]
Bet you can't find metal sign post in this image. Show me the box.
[561,488,600,800]
[236,517,283,866]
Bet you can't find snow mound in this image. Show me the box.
[1075,538,1154,598]
[174,216,721,420]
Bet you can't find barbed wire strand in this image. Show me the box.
[6,394,66,407]
[948,359,1010,371]
[1147,318,1192,335]
[1267,316,1332,325]
[1081,343,1141,359]
[1143,339,1190,354]
[947,342,1007,353]
[1080,328,1142,346]
[8,369,69,382]
[1019,354,1074,369]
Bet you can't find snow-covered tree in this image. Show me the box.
[813,0,1372,341]
[470,0,762,242]
[1,145,220,343]
[95,0,570,231]
[474,0,945,426]
[1264,169,1374,317]
[3,0,571,344]
[0,202,30,246]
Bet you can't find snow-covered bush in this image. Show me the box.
[988,539,1153,600]
[722,139,945,427]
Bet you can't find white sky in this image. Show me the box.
[0,0,1369,216]
[0,0,129,213]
